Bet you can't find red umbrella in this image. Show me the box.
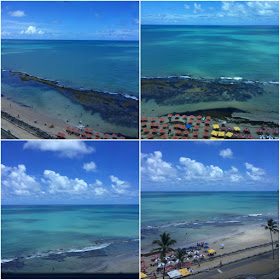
[71,128,75,134]
[142,122,147,127]
[96,132,100,136]
[206,116,211,120]
[141,117,148,121]
[184,263,192,268]
[182,137,187,139]
[104,135,109,139]
[244,127,250,133]
[148,134,154,139]
[257,128,263,134]
[188,119,193,124]
[86,134,92,139]
[176,130,181,135]
[112,133,117,138]
[197,115,202,119]
[175,114,180,119]
[152,255,159,258]
[266,129,271,134]
[194,125,199,131]
[160,129,165,134]
[154,123,160,128]
[159,117,165,122]
[203,132,209,138]
[143,128,149,134]
[163,123,168,128]
[82,132,86,136]
[193,131,198,137]
[240,134,246,139]
[172,136,178,139]
[120,136,125,139]
[169,251,175,254]
[75,130,80,135]
[182,115,187,119]
[142,261,148,265]
[204,126,209,131]
[161,135,167,139]
[88,129,93,134]
[168,114,172,118]
[233,133,239,139]
[221,126,226,131]
[196,120,201,124]
[141,266,148,271]
[247,135,253,139]
[205,120,210,125]
[174,124,179,129]
[152,128,158,134]
[183,130,189,136]
[273,129,279,135]
[190,115,194,119]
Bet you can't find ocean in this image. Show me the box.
[141,192,279,253]
[1,204,139,274]
[141,25,279,122]
[1,40,139,137]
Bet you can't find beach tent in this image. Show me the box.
[158,263,165,267]
[167,270,182,279]
[141,272,148,279]
[208,249,215,254]
[178,268,191,277]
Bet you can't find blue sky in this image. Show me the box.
[141,141,279,192]
[1,1,139,40]
[142,1,279,25]
[2,141,139,205]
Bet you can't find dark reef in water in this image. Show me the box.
[141,77,266,105]
[2,70,139,129]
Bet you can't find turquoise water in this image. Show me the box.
[2,204,139,271]
[2,40,139,96]
[141,25,279,122]
[141,25,279,81]
[141,192,279,252]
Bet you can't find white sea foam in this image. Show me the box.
[248,214,262,217]
[1,258,15,264]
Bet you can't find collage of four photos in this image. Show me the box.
[1,1,279,279]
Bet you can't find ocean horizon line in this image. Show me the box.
[142,24,279,27]
[1,203,139,206]
[142,190,278,193]
[1,38,139,42]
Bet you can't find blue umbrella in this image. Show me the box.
[197,244,201,247]
[185,124,191,129]
[205,243,208,245]
[182,248,187,250]
[189,246,193,249]
[204,246,209,249]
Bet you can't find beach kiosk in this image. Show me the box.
[167,270,181,279]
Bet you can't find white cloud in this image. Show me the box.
[219,148,233,159]
[9,10,25,17]
[1,164,40,196]
[184,4,190,9]
[141,151,177,182]
[179,157,224,180]
[193,3,204,13]
[83,161,97,172]
[43,170,88,194]
[20,25,44,35]
[110,175,131,194]
[23,141,95,158]
[245,163,265,181]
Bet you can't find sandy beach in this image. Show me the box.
[141,113,278,140]
[141,224,279,279]
[1,97,130,139]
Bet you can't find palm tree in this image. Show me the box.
[264,218,279,260]
[174,248,186,269]
[151,232,177,279]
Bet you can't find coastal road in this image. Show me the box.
[187,251,279,279]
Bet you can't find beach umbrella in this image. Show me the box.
[196,120,201,124]
[204,246,209,249]
[194,250,200,255]
[247,135,253,139]
[183,130,189,136]
[205,120,211,125]
[148,134,154,139]
[197,115,202,119]
[154,258,160,262]
[240,134,246,139]
[199,254,205,258]
[164,256,170,260]
[188,119,193,124]
[244,127,250,133]
[170,254,175,258]
[204,126,210,131]
[168,114,172,118]
[220,244,224,248]
[184,257,190,261]
[189,246,193,249]
[120,136,125,139]
[141,122,147,127]
[142,261,148,265]
[194,125,199,131]
[227,126,232,131]
[184,263,192,268]
[167,260,174,264]
[172,136,179,139]
[159,117,165,123]
[161,135,167,139]
[267,136,273,140]
[162,123,168,128]
[182,115,187,119]
[257,128,263,134]
[151,117,156,122]
[152,128,158,134]
[193,255,199,259]
[221,126,226,131]
[141,117,148,122]
[112,133,117,138]
[140,272,147,279]
[175,114,180,119]
[165,266,173,272]
[175,259,180,263]
[182,248,187,250]
[193,131,198,137]
[158,263,165,268]
[143,128,149,134]
[273,129,279,135]
[141,266,148,271]
[259,135,266,139]
[190,115,194,119]
[206,116,211,120]
[233,133,239,139]
[185,124,191,129]
[152,254,159,258]
[204,243,208,245]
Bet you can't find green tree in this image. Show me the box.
[264,218,279,260]
[151,232,177,279]
[174,248,186,269]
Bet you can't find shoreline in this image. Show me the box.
[1,97,135,139]
[141,223,279,278]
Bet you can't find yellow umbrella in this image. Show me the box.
[225,132,233,138]
[218,132,225,138]
[213,124,219,130]
[208,249,215,254]
[211,131,218,137]
[178,268,191,276]
[210,137,217,139]
[141,272,148,279]
[233,127,240,132]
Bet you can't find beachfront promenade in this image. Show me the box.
[141,242,278,279]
